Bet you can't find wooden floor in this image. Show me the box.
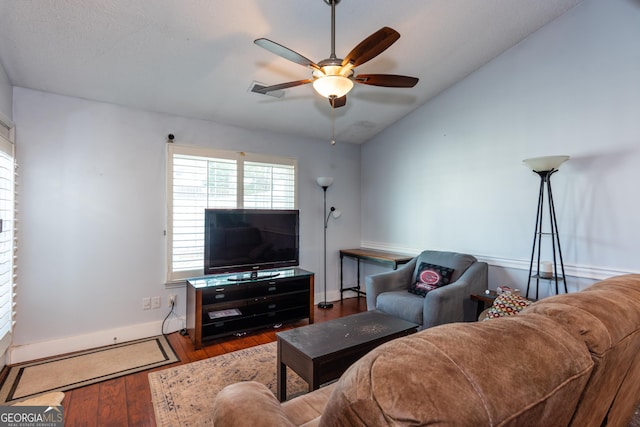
[59,296,367,426]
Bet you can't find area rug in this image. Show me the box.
[0,335,178,404]
[633,405,640,427]
[148,342,308,427]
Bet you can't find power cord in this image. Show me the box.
[162,301,187,338]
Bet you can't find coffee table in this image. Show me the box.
[276,310,418,401]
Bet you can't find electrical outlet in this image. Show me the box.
[142,297,151,310]
[168,294,177,307]
[151,296,161,309]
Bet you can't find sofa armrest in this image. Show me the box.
[212,381,296,427]
[365,257,417,310]
[422,261,488,327]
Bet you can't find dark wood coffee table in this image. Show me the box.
[276,310,418,401]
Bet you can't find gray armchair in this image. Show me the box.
[366,250,488,329]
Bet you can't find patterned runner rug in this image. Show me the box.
[148,342,308,427]
[0,335,178,404]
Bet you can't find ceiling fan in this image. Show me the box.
[253,0,419,109]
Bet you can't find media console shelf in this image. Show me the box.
[186,267,314,348]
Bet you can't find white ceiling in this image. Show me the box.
[0,0,583,144]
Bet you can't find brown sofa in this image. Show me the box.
[212,274,640,426]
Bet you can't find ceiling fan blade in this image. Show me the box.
[329,95,347,109]
[254,38,321,71]
[355,74,419,88]
[253,79,314,94]
[341,27,400,68]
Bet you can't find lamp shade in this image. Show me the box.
[313,75,354,98]
[523,155,570,172]
[316,176,334,188]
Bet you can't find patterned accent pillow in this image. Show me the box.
[408,262,454,297]
[483,293,532,320]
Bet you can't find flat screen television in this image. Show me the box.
[204,208,300,278]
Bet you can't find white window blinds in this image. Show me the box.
[0,121,15,356]
[244,161,295,209]
[167,145,297,282]
[171,154,237,274]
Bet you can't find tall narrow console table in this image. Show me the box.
[339,248,413,301]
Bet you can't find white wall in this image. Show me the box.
[0,61,11,121]
[12,88,360,363]
[361,0,640,296]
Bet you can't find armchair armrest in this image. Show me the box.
[212,381,295,427]
[422,261,488,328]
[365,257,417,310]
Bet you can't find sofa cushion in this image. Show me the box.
[213,381,296,427]
[520,274,640,426]
[282,383,336,427]
[319,314,593,427]
[411,251,476,284]
[483,293,532,320]
[522,280,640,356]
[408,262,454,296]
[375,291,424,325]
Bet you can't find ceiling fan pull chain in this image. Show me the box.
[331,97,336,145]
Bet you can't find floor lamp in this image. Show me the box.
[523,155,570,299]
[316,177,341,309]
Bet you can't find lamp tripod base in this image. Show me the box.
[318,301,334,309]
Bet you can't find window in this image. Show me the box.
[167,145,297,282]
[0,119,15,356]
[244,161,296,209]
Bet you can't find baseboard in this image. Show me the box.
[8,317,185,365]
[359,241,637,281]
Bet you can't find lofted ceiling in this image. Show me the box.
[0,0,583,144]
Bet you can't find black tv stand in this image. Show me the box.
[186,268,314,348]
[227,271,281,282]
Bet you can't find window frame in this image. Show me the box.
[166,144,298,283]
[0,114,15,357]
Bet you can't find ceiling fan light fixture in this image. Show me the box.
[313,75,354,98]
[253,1,417,108]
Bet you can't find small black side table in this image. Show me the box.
[471,291,498,319]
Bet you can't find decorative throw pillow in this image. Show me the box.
[483,293,532,320]
[408,262,454,297]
